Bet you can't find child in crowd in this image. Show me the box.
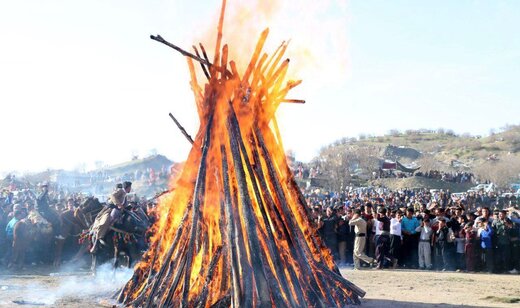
[454,230,466,271]
[478,220,494,273]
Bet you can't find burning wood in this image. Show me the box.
[119,1,365,306]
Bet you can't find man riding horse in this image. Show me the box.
[36,182,64,240]
[89,183,150,273]
[90,188,127,253]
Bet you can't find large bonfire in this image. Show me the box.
[118,1,365,307]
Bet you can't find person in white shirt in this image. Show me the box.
[415,218,434,270]
[389,210,402,269]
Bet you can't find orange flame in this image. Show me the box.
[119,1,364,306]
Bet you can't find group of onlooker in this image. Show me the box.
[308,188,520,274]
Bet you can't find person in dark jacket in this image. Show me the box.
[375,207,391,269]
[318,207,339,260]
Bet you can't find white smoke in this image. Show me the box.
[0,263,133,306]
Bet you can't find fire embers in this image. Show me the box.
[117,1,365,307]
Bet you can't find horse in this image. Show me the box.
[90,205,150,275]
[54,197,104,267]
[10,210,54,269]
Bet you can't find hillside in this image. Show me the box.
[370,177,473,192]
[309,125,520,189]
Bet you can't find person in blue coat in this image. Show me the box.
[479,220,494,273]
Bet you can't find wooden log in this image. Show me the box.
[168,112,194,145]
[242,28,269,84]
[280,99,305,104]
[199,43,211,69]
[220,146,244,308]
[210,293,231,308]
[212,0,226,68]
[144,228,190,308]
[253,126,328,307]
[192,45,211,80]
[225,107,273,307]
[180,104,216,307]
[195,245,223,308]
[228,105,301,306]
[151,35,210,66]
[150,34,232,77]
[217,194,229,294]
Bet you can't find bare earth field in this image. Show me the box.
[342,268,520,307]
[0,267,519,307]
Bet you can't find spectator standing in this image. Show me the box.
[492,210,511,273]
[506,218,519,274]
[415,218,433,270]
[389,210,402,268]
[318,207,339,260]
[348,209,375,269]
[337,213,349,266]
[454,230,466,271]
[401,207,420,268]
[375,208,391,270]
[479,220,494,273]
[463,222,478,272]
[433,219,454,271]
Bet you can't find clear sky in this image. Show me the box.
[1,0,519,174]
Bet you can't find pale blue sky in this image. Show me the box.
[1,1,519,173]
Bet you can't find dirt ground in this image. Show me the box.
[0,267,519,307]
[341,268,520,307]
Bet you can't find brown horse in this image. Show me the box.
[10,211,54,269]
[54,197,104,267]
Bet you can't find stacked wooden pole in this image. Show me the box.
[118,1,365,306]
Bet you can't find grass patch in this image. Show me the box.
[481,296,520,304]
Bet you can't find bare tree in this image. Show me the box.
[473,155,520,187]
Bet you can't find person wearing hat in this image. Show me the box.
[90,189,127,253]
[123,181,132,194]
[348,209,376,269]
[36,182,50,211]
[35,183,64,241]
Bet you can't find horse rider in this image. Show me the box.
[90,188,126,253]
[36,182,64,240]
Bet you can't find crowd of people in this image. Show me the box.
[2,174,520,277]
[414,170,475,184]
[0,181,156,270]
[307,188,520,274]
